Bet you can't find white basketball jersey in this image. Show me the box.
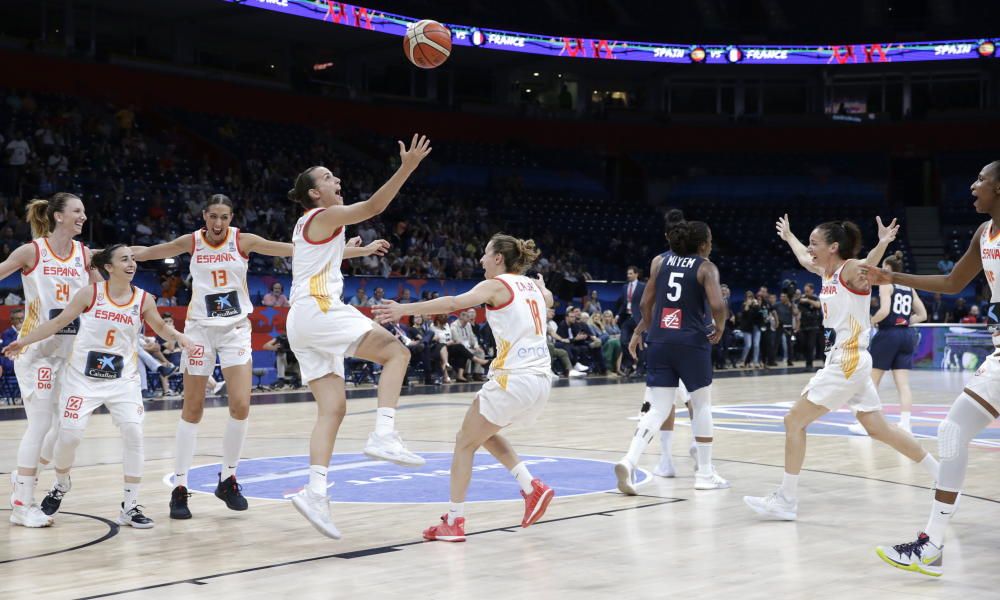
[978,221,1000,346]
[290,208,345,312]
[19,238,90,358]
[68,282,145,384]
[819,262,871,378]
[486,273,551,378]
[187,227,252,327]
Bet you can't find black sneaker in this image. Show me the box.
[214,474,249,511]
[118,503,155,529]
[41,481,71,516]
[169,485,192,519]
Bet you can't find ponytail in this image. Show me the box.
[490,233,541,274]
[92,243,126,279]
[884,250,904,272]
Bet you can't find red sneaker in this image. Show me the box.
[423,514,466,542]
[521,479,554,528]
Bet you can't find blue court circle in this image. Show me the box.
[179,453,651,503]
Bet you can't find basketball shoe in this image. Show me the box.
[10,500,52,527]
[291,488,341,539]
[41,478,71,516]
[653,456,676,478]
[743,489,798,520]
[169,485,192,519]
[876,533,943,577]
[363,431,425,467]
[423,514,466,542]
[215,474,249,511]
[521,479,554,527]
[614,460,639,495]
[117,503,155,529]
[694,466,731,490]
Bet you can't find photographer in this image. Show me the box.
[263,333,300,388]
[798,282,823,369]
[774,291,797,366]
[739,290,764,368]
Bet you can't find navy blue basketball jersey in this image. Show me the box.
[646,251,709,348]
[879,284,913,329]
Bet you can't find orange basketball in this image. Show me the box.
[403,19,452,69]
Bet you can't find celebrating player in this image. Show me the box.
[374,234,556,541]
[4,244,194,528]
[0,193,96,528]
[743,215,939,521]
[870,161,1000,576]
[284,134,430,538]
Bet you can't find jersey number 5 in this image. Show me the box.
[665,272,683,302]
[211,270,228,287]
[526,299,543,335]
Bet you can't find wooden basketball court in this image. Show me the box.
[2,368,998,599]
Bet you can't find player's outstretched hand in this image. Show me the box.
[859,264,892,285]
[1,340,23,359]
[346,236,363,248]
[776,214,793,241]
[366,239,391,256]
[372,299,403,324]
[876,216,899,244]
[399,134,432,171]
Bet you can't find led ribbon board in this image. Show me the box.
[228,1,996,65]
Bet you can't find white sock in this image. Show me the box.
[624,415,660,466]
[924,500,955,547]
[56,471,71,490]
[659,430,674,456]
[308,465,328,496]
[375,407,396,437]
[780,472,799,500]
[695,442,712,472]
[220,417,248,480]
[510,461,534,495]
[899,411,911,429]
[14,474,36,506]
[173,419,199,489]
[447,502,464,524]
[918,454,940,480]
[123,483,140,511]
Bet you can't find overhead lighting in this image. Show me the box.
[533,72,539,76]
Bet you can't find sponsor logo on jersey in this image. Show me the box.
[982,247,1000,261]
[38,367,51,382]
[190,345,205,358]
[64,396,83,420]
[516,344,549,358]
[660,308,683,329]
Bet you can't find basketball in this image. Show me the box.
[403,19,452,69]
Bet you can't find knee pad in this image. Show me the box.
[937,419,960,461]
[120,422,144,478]
[53,428,85,470]
[16,410,54,468]
[689,386,713,438]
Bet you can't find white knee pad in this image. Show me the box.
[16,409,54,468]
[637,387,674,443]
[689,385,713,438]
[53,428,85,470]
[120,422,144,478]
[938,393,994,460]
[937,419,961,461]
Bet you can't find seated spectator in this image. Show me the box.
[138,337,179,398]
[579,312,608,375]
[449,309,490,381]
[263,334,301,388]
[1,308,23,389]
[365,287,386,307]
[545,307,580,377]
[429,314,454,383]
[262,282,290,307]
[158,313,183,366]
[583,290,602,315]
[953,297,970,322]
[960,305,982,324]
[558,307,600,374]
[384,316,432,385]
[599,310,623,374]
[396,288,413,304]
[349,288,368,307]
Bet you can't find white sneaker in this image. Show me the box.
[212,379,227,395]
[694,466,731,490]
[653,458,676,478]
[292,488,342,539]
[9,471,15,509]
[363,431,426,467]
[848,422,868,436]
[10,502,53,527]
[568,369,586,378]
[573,362,590,373]
[614,460,639,495]
[744,489,798,520]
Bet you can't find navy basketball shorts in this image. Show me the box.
[869,327,915,371]
[645,341,712,392]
